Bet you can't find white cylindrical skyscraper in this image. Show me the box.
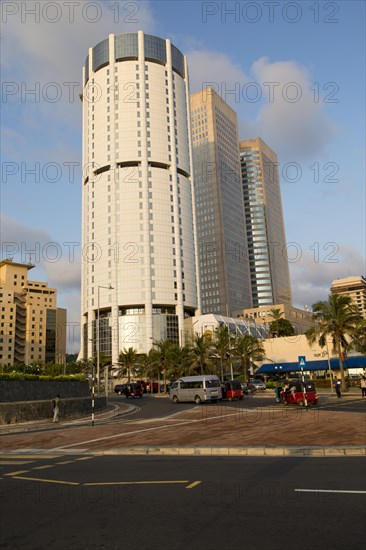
[80,32,200,365]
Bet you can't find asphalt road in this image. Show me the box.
[109,392,366,421]
[1,455,365,550]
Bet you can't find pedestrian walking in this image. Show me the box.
[360,377,366,397]
[335,380,341,398]
[52,394,60,423]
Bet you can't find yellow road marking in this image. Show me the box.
[11,476,80,486]
[84,480,189,486]
[186,481,201,489]
[0,455,61,459]
[0,461,33,466]
[74,457,94,461]
[56,461,74,465]
[4,470,31,476]
[32,465,55,470]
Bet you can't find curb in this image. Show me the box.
[89,445,366,457]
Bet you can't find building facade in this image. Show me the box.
[239,138,292,308]
[190,88,251,317]
[80,32,200,364]
[331,276,366,318]
[237,303,315,335]
[0,259,66,367]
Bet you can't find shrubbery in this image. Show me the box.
[0,373,85,381]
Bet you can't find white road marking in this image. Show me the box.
[50,410,251,450]
[295,489,366,494]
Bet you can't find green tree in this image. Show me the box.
[212,325,233,380]
[118,347,139,383]
[306,294,362,391]
[235,335,266,382]
[139,349,159,390]
[269,308,284,337]
[190,334,213,375]
[172,345,192,379]
[351,318,366,354]
[269,318,295,337]
[151,339,177,393]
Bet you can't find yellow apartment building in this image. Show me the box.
[0,259,66,367]
[331,276,366,318]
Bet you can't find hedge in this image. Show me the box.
[0,373,86,382]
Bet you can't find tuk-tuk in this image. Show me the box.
[277,379,318,407]
[221,380,244,401]
[124,383,143,399]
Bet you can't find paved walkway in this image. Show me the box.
[1,393,365,456]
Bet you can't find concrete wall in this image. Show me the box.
[0,396,106,425]
[0,380,106,425]
[0,380,90,403]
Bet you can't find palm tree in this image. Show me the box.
[269,308,283,337]
[235,334,266,383]
[190,334,213,375]
[173,345,192,379]
[212,325,233,380]
[151,339,177,393]
[351,318,366,354]
[118,347,139,383]
[306,294,362,391]
[139,349,159,391]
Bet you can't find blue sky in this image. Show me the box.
[1,0,365,352]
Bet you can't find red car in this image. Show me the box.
[221,380,244,401]
[279,379,318,407]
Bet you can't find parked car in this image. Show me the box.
[248,379,266,391]
[151,381,170,393]
[114,384,127,395]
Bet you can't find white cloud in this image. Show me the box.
[186,50,338,159]
[251,57,338,159]
[290,245,365,309]
[1,2,157,135]
[1,214,82,352]
[2,2,156,83]
[187,49,250,97]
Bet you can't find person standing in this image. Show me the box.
[52,394,60,423]
[335,380,342,398]
[360,377,366,397]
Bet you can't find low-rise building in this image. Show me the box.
[255,334,366,377]
[0,259,66,367]
[185,313,268,345]
[236,303,315,334]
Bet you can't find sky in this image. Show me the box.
[1,0,365,353]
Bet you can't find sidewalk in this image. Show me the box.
[0,402,134,435]
[1,396,365,456]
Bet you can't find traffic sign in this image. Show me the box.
[298,356,306,368]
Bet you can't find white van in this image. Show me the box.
[169,375,222,404]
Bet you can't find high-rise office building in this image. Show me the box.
[239,138,292,308]
[190,88,251,316]
[0,259,66,367]
[80,32,200,364]
[331,276,366,318]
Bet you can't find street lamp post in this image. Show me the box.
[97,284,113,396]
[325,337,334,393]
